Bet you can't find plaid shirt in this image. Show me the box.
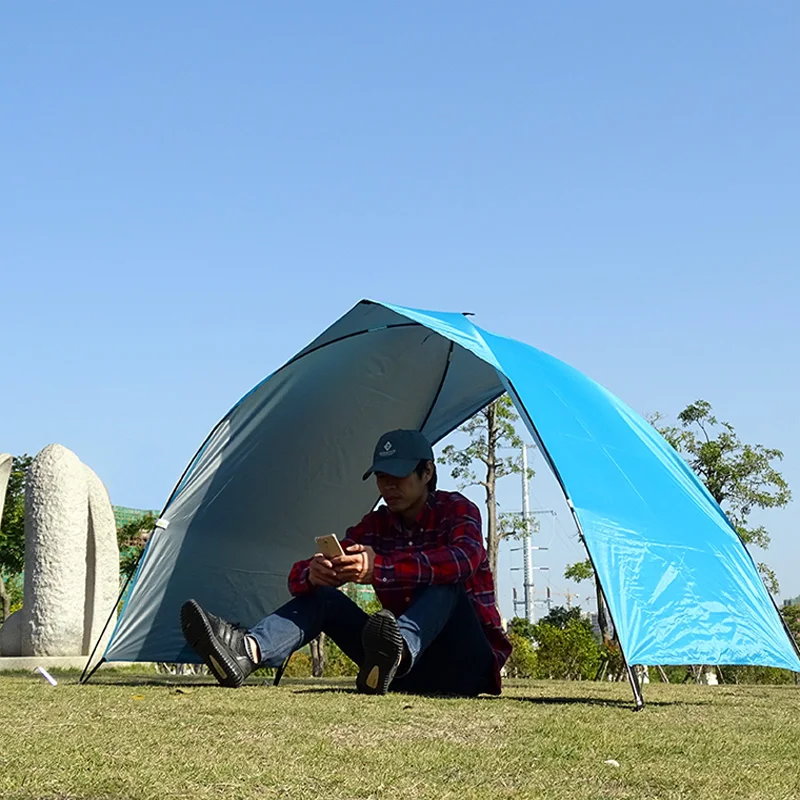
[288,490,511,693]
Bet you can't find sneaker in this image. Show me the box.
[357,609,405,695]
[180,599,255,688]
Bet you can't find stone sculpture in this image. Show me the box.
[0,453,12,623]
[0,445,119,657]
[0,454,11,512]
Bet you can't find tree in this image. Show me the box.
[565,400,791,594]
[563,560,594,583]
[532,616,601,680]
[538,605,583,630]
[505,632,538,678]
[507,615,536,642]
[563,559,614,645]
[0,455,32,622]
[782,605,800,650]
[654,400,790,593]
[440,395,534,584]
[116,513,157,583]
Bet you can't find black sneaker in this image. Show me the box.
[357,609,405,695]
[180,599,255,688]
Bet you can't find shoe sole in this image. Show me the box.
[180,600,245,688]
[357,611,404,695]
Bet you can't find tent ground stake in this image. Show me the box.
[623,658,645,711]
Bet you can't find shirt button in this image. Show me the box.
[405,596,411,603]
[382,577,388,583]
[407,540,413,546]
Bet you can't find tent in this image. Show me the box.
[83,300,800,704]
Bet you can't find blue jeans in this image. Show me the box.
[247,584,496,696]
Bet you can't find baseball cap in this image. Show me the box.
[362,429,434,481]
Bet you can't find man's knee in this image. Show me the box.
[409,583,467,613]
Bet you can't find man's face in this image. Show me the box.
[375,464,432,516]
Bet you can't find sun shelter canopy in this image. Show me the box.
[103,300,800,673]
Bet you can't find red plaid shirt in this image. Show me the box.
[288,490,511,694]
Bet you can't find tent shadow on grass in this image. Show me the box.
[286,685,708,708]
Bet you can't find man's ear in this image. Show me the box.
[424,461,435,485]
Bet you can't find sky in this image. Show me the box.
[3,3,800,620]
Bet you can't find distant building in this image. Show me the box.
[113,506,159,529]
[782,595,800,608]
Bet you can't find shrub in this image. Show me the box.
[505,632,537,678]
[533,618,602,680]
[283,650,313,678]
[324,639,359,677]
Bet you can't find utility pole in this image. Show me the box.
[522,444,534,623]
[509,443,551,623]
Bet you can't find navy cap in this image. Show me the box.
[362,429,434,481]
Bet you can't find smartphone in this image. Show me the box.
[314,533,345,559]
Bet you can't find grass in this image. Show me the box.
[2,670,800,800]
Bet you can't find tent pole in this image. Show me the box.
[732,531,800,664]
[80,657,106,685]
[623,656,645,712]
[80,545,146,685]
[591,567,645,710]
[501,378,646,710]
[273,656,290,687]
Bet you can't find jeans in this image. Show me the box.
[247,583,496,696]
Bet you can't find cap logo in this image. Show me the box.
[380,441,395,457]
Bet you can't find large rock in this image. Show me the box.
[0,609,22,655]
[83,466,120,656]
[0,445,120,658]
[22,445,89,656]
[0,454,11,517]
[0,453,16,656]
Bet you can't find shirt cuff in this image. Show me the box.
[289,565,312,595]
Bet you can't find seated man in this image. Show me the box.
[181,429,511,695]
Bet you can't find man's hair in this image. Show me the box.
[415,459,437,492]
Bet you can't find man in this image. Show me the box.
[181,429,511,695]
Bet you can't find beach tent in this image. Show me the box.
[84,300,800,703]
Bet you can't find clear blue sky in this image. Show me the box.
[3,3,799,618]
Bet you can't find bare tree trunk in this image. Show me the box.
[310,633,326,677]
[484,402,499,585]
[0,574,9,622]
[595,574,614,647]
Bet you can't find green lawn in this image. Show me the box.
[2,670,799,800]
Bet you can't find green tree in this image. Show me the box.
[507,615,536,642]
[116,513,157,583]
[0,455,32,621]
[566,400,791,594]
[563,560,594,583]
[539,604,583,630]
[505,631,538,678]
[655,400,790,593]
[782,605,800,649]
[562,560,614,645]
[533,616,601,680]
[440,395,534,583]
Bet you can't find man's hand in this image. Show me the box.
[308,554,343,588]
[332,544,376,585]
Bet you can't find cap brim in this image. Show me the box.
[362,458,420,481]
